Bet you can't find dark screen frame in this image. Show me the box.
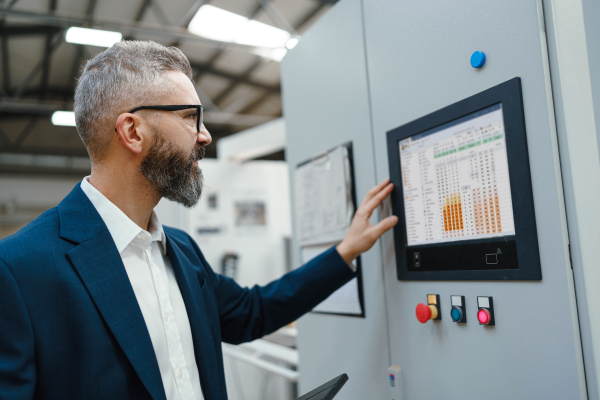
[386,77,542,281]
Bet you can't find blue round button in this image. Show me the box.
[451,307,462,322]
[470,51,486,68]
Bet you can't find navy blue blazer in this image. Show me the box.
[0,184,355,400]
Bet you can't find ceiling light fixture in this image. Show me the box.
[235,20,290,48]
[65,27,122,48]
[188,5,297,60]
[269,48,288,62]
[51,111,76,127]
[285,37,299,49]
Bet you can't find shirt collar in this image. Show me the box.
[80,176,167,255]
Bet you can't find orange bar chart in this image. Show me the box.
[494,187,502,233]
[471,187,503,235]
[443,194,464,233]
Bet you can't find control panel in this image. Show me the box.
[282,0,591,397]
[416,295,495,326]
[387,79,542,281]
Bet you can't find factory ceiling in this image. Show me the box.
[0,0,334,173]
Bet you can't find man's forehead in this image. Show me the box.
[164,70,200,105]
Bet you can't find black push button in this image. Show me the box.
[414,252,421,268]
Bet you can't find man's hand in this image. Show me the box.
[336,179,398,266]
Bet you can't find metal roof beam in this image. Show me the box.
[85,0,98,16]
[0,85,73,100]
[40,32,56,99]
[255,0,296,35]
[212,2,324,114]
[192,3,263,81]
[0,8,280,100]
[0,7,274,54]
[5,0,20,9]
[39,0,59,100]
[0,125,11,149]
[0,79,277,103]
[238,91,272,115]
[0,24,61,36]
[189,61,280,93]
[0,146,89,158]
[212,58,266,108]
[203,110,274,127]
[294,2,327,32]
[0,115,40,151]
[0,19,10,95]
[67,0,99,98]
[132,0,152,23]
[12,116,39,149]
[0,100,275,127]
[177,0,208,28]
[0,100,58,115]
[150,0,171,26]
[11,33,63,100]
[0,152,92,176]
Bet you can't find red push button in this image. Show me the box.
[416,303,431,323]
[416,303,438,323]
[478,308,491,325]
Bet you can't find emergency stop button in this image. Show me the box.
[416,303,436,323]
[416,294,441,323]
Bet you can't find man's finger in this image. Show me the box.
[360,179,390,207]
[364,183,394,212]
[371,215,398,238]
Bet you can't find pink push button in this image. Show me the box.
[478,308,491,325]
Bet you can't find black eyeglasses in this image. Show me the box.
[124,104,203,133]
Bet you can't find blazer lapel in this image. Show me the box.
[59,185,166,400]
[166,236,225,400]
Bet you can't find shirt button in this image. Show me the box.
[164,314,169,321]
[178,369,183,378]
[141,236,148,242]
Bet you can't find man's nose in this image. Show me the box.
[198,124,212,146]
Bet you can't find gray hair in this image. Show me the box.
[74,40,193,163]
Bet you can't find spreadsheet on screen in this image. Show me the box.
[398,103,516,246]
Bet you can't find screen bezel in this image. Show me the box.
[386,78,542,280]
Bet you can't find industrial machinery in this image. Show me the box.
[282,0,600,398]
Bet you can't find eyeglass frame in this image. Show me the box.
[115,104,203,133]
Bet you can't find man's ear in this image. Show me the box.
[115,113,146,154]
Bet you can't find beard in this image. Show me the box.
[140,127,205,208]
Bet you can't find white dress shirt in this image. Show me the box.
[81,177,204,400]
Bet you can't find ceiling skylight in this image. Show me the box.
[65,27,122,48]
[188,5,297,59]
[285,37,299,49]
[51,111,76,127]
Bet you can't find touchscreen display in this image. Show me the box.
[399,103,515,246]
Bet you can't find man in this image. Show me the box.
[0,41,397,400]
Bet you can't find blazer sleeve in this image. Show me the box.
[0,259,36,400]
[186,236,356,345]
